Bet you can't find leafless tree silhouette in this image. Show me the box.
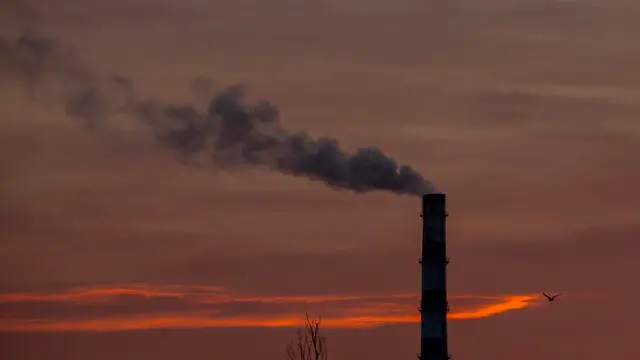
[286,313,328,360]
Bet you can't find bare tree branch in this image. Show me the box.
[286,313,327,360]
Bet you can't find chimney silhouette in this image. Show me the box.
[418,193,450,360]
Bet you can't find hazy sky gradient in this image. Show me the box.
[1,0,639,359]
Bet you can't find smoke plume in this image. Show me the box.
[1,30,436,196]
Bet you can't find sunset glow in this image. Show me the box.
[0,285,542,332]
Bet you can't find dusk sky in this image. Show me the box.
[1,0,640,359]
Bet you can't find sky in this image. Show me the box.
[1,0,639,359]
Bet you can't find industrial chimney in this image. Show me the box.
[418,193,450,360]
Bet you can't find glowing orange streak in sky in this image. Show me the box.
[0,285,416,304]
[0,284,223,302]
[0,292,370,304]
[448,295,541,319]
[0,293,542,332]
[0,288,186,302]
[0,285,526,305]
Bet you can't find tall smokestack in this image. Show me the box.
[418,193,450,360]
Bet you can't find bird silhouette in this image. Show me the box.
[542,292,561,302]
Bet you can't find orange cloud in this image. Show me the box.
[0,284,223,303]
[0,284,407,304]
[448,295,542,320]
[0,285,543,332]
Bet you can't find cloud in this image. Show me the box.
[450,223,640,296]
[0,284,542,332]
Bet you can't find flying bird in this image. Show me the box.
[542,292,561,302]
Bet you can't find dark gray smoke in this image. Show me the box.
[1,31,436,196]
